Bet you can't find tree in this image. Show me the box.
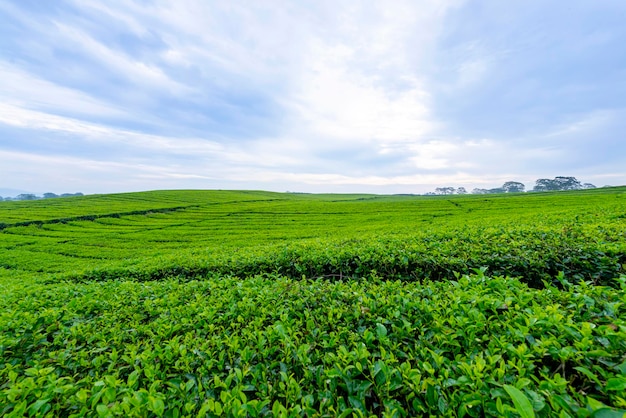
[456,187,467,194]
[534,178,555,192]
[582,183,596,189]
[43,193,58,199]
[533,176,582,192]
[16,194,38,201]
[472,188,488,194]
[553,176,582,190]
[435,187,456,195]
[502,181,525,193]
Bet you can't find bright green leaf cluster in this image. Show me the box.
[2,274,626,416]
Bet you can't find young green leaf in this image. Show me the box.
[606,378,626,392]
[503,384,535,418]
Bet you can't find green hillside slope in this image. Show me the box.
[1,188,625,416]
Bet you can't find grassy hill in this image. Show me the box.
[1,188,625,416]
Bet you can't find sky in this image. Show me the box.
[1,0,625,196]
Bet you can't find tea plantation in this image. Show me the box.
[1,188,625,417]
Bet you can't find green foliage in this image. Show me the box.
[1,188,626,415]
[1,188,624,287]
[533,176,584,192]
[1,274,626,416]
[503,384,535,418]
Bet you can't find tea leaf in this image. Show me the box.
[503,385,535,418]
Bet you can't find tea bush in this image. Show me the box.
[1,188,625,416]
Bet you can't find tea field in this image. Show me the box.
[1,188,625,417]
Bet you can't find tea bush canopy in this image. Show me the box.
[1,188,625,416]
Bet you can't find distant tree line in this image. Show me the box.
[0,192,83,201]
[532,176,596,192]
[429,176,597,195]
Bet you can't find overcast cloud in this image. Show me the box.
[1,0,625,195]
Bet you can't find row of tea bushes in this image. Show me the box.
[2,272,625,416]
[73,225,625,288]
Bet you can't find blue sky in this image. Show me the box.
[1,0,625,195]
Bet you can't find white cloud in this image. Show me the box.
[2,0,625,193]
[0,103,224,158]
[289,46,434,143]
[406,141,458,170]
[51,21,190,96]
[67,0,150,37]
[543,109,616,139]
[231,170,495,189]
[0,63,125,118]
[0,0,524,193]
